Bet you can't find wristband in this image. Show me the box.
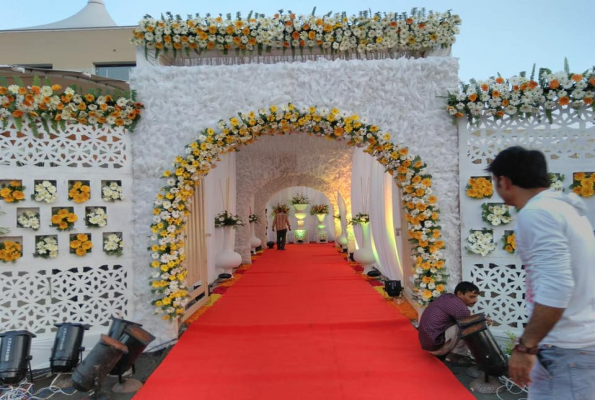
[513,338,539,355]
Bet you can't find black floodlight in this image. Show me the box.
[50,323,91,373]
[0,330,36,385]
[111,325,156,393]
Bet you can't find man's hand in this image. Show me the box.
[508,351,535,388]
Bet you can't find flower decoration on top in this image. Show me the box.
[214,210,244,228]
[349,212,370,225]
[68,181,91,203]
[481,203,512,226]
[549,173,565,192]
[132,9,461,60]
[0,77,144,136]
[310,204,329,215]
[569,172,594,198]
[0,181,25,203]
[447,66,595,124]
[271,204,290,215]
[149,103,447,319]
[290,194,309,205]
[32,180,57,203]
[466,177,493,199]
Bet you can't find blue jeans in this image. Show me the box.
[529,345,595,400]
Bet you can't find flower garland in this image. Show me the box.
[132,10,461,60]
[570,172,594,198]
[68,181,91,203]
[104,233,124,256]
[70,233,92,257]
[447,68,595,124]
[349,212,370,225]
[502,231,516,254]
[17,211,40,230]
[310,204,329,215]
[149,103,446,319]
[291,194,309,205]
[0,181,25,203]
[214,210,244,227]
[86,207,108,228]
[0,240,22,263]
[248,214,260,223]
[466,177,493,199]
[34,236,58,259]
[32,180,57,203]
[549,173,565,192]
[466,229,496,257]
[0,79,143,136]
[481,203,512,226]
[51,208,77,231]
[102,181,124,201]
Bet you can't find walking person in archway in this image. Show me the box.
[272,207,291,250]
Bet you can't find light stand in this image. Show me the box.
[0,330,36,385]
[457,313,507,394]
[110,325,155,393]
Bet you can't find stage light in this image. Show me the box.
[458,313,508,394]
[111,325,155,393]
[107,317,142,341]
[0,330,36,385]
[384,280,402,297]
[71,334,128,393]
[50,323,91,373]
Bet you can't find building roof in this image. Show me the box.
[18,0,117,30]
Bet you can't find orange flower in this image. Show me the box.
[75,247,87,256]
[12,110,24,118]
[558,96,570,106]
[495,77,504,84]
[468,93,477,102]
[571,74,583,82]
[549,79,560,89]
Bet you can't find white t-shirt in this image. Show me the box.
[516,190,595,348]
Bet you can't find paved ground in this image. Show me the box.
[6,345,526,400]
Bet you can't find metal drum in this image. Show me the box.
[72,334,128,392]
[457,313,508,377]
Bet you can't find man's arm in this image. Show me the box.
[508,303,565,387]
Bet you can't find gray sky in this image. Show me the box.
[2,0,593,82]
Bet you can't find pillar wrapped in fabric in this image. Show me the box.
[457,313,507,377]
[0,330,36,385]
[50,323,91,373]
[110,325,156,378]
[72,334,128,392]
[107,317,142,341]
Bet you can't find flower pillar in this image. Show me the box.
[215,226,242,277]
[293,204,308,244]
[316,214,327,243]
[353,221,376,274]
[249,222,261,254]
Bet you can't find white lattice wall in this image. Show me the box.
[459,107,595,338]
[0,122,133,369]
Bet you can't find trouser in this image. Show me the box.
[429,324,469,357]
[528,345,595,400]
[276,229,287,249]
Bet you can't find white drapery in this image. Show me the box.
[350,148,403,280]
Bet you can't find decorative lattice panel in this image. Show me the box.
[0,265,130,334]
[0,123,127,168]
[459,106,595,338]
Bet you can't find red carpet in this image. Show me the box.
[135,244,473,400]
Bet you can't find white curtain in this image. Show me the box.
[350,148,403,280]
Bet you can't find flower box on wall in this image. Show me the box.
[466,176,493,199]
[570,172,594,198]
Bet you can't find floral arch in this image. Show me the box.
[149,103,447,319]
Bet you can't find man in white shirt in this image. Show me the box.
[487,146,595,399]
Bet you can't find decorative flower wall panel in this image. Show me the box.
[458,108,595,338]
[0,264,131,334]
[0,123,128,168]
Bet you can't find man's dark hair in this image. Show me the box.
[454,281,479,295]
[485,146,550,189]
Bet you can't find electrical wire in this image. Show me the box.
[0,375,77,400]
[497,376,528,400]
